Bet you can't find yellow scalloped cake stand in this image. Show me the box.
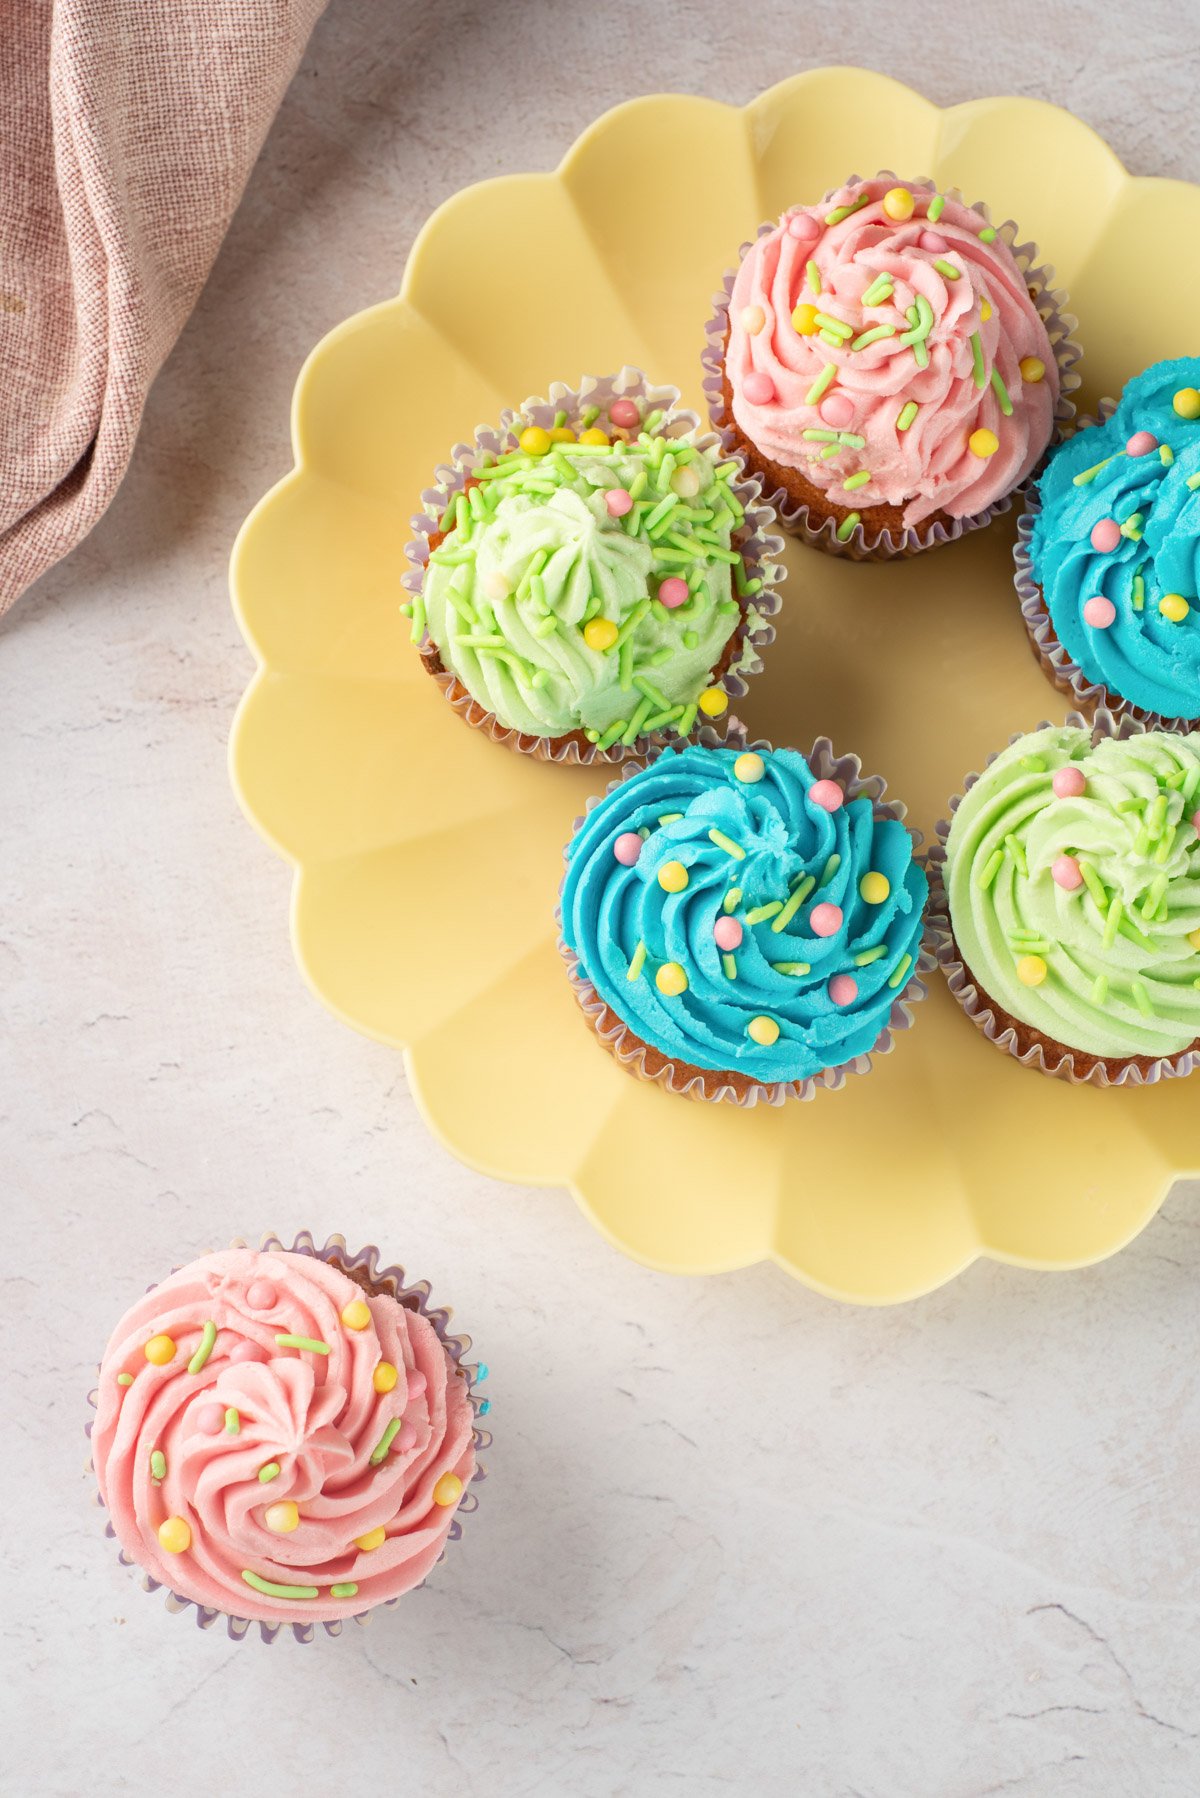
[230,69,1200,1303]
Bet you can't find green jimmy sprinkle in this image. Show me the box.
[825,193,871,226]
[969,331,986,389]
[927,194,946,223]
[188,1320,217,1375]
[241,1571,319,1601]
[708,828,745,860]
[369,1417,404,1467]
[888,954,914,990]
[330,1583,359,1599]
[978,225,997,243]
[225,1407,240,1435]
[274,1334,331,1356]
[805,363,837,406]
[258,1462,281,1483]
[117,1373,134,1387]
[150,1450,166,1481]
[836,512,861,542]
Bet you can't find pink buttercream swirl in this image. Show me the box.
[725,175,1059,527]
[91,1249,476,1623]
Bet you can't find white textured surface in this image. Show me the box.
[3,5,1199,1792]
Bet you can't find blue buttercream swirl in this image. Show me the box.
[560,744,928,1083]
[1029,356,1200,721]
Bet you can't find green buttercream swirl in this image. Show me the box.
[946,725,1200,1060]
[421,436,752,742]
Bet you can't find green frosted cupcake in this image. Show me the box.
[404,371,784,764]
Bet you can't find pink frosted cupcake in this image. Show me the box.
[704,173,1080,559]
[88,1234,488,1642]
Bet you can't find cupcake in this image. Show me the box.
[558,739,929,1103]
[704,173,1078,559]
[1016,358,1200,729]
[88,1234,487,1642]
[404,370,783,763]
[930,719,1200,1085]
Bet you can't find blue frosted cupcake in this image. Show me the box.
[1016,358,1200,729]
[557,740,929,1103]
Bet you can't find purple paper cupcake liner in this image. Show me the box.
[403,367,785,764]
[555,724,933,1105]
[703,172,1082,562]
[925,708,1200,1087]
[85,1230,491,1645]
[1015,398,1200,733]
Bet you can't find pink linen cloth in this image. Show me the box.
[0,0,327,613]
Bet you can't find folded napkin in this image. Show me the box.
[0,0,327,612]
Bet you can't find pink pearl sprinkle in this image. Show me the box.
[1052,766,1087,798]
[742,370,776,406]
[1125,430,1158,457]
[810,902,843,938]
[920,229,948,253]
[397,1420,419,1453]
[786,211,820,244]
[613,832,642,866]
[406,1369,427,1402]
[819,392,855,430]
[1090,518,1121,553]
[1052,855,1084,891]
[195,1403,225,1435]
[605,487,633,517]
[714,916,743,951]
[246,1280,276,1311]
[609,398,640,429]
[809,779,844,812]
[1191,810,1200,836]
[229,1339,266,1364]
[829,973,858,1007]
[658,576,689,609]
[1083,595,1116,629]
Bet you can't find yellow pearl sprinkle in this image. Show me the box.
[578,426,610,446]
[980,298,992,322]
[1017,955,1048,987]
[1159,593,1190,623]
[1173,387,1200,420]
[698,687,728,717]
[969,428,999,458]
[791,302,819,336]
[144,1334,176,1366]
[1188,927,1200,952]
[265,1501,299,1535]
[548,424,576,442]
[340,1299,371,1332]
[373,1361,399,1394]
[433,1472,464,1508]
[157,1517,191,1555]
[740,304,766,335]
[518,425,551,455]
[1019,356,1045,384]
[859,872,891,905]
[747,1015,780,1046]
[583,617,618,652]
[734,752,765,784]
[658,860,689,893]
[882,186,914,222]
[355,1526,387,1553]
[655,962,688,997]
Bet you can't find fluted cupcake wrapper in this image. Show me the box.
[403,367,786,763]
[555,725,933,1105]
[925,708,1200,1088]
[84,1231,491,1646]
[702,172,1082,562]
[1015,399,1200,733]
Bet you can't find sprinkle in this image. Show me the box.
[746,901,784,925]
[655,962,688,997]
[1132,572,1145,610]
[150,1450,167,1480]
[843,470,871,490]
[1187,472,1200,491]
[805,364,838,405]
[1091,974,1109,1006]
[1017,955,1048,987]
[596,719,627,751]
[144,1334,176,1366]
[933,258,960,280]
[1021,755,1047,772]
[969,331,986,388]
[747,1015,781,1046]
[1018,355,1045,385]
[976,848,1004,889]
[722,953,738,980]
[837,432,867,449]
[225,1407,240,1434]
[1004,833,1028,876]
[1079,860,1109,911]
[825,194,871,226]
[861,273,895,305]
[806,260,822,294]
[979,225,997,243]
[815,312,852,338]
[888,953,913,990]
[1160,594,1190,623]
[820,330,844,348]
[117,1373,134,1387]
[330,1583,359,1599]
[1131,979,1155,1018]
[818,853,841,888]
[275,1333,331,1356]
[434,1472,465,1507]
[1173,386,1200,419]
[698,688,728,717]
[792,302,819,335]
[771,882,812,934]
[158,1518,191,1555]
[369,1417,404,1466]
[1103,897,1125,950]
[897,402,919,432]
[1160,445,1175,466]
[772,962,811,975]
[1120,512,1144,541]
[657,859,689,893]
[242,1571,319,1600]
[734,752,765,784]
[708,828,746,859]
[850,324,896,351]
[657,812,683,825]
[626,941,647,984]
[927,193,945,222]
[855,944,889,967]
[188,1321,217,1375]
[836,512,861,542]
[723,887,743,913]
[621,697,655,746]
[803,429,840,442]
